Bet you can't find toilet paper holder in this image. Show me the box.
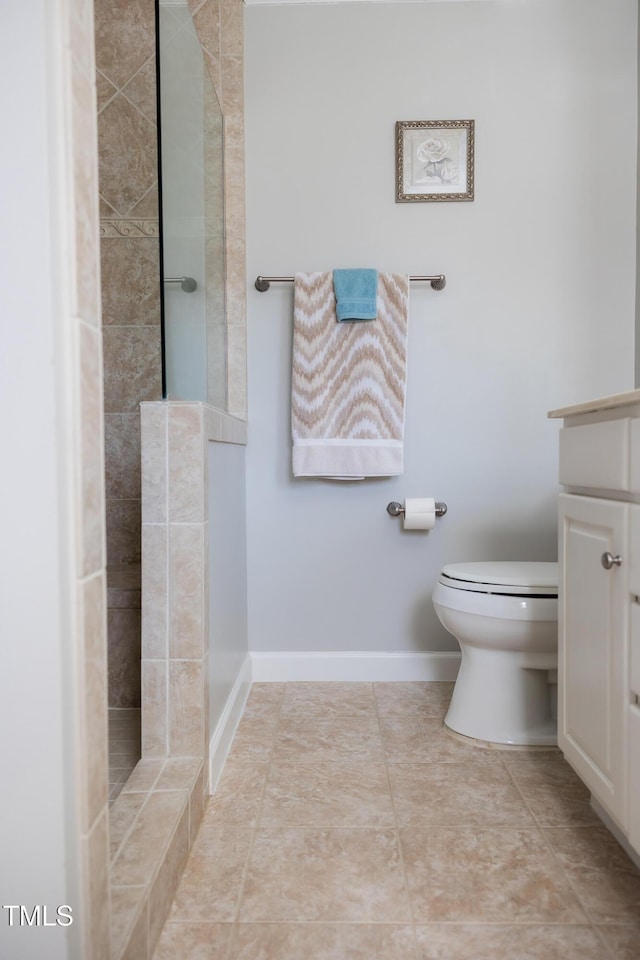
[386,500,448,518]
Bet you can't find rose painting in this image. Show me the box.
[396,120,474,202]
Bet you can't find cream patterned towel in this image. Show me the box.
[291,271,410,478]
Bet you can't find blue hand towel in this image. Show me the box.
[333,268,378,321]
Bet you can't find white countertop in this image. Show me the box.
[548,388,640,419]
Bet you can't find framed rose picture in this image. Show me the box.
[395,119,475,202]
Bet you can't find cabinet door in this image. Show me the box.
[559,493,629,830]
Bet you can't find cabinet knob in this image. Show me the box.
[601,552,623,570]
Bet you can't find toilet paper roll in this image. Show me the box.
[403,497,436,531]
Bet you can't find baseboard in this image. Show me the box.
[250,650,461,682]
[208,652,252,793]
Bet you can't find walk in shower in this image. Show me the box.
[105,0,228,805]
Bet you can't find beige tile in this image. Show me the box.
[274,718,384,763]
[156,758,202,792]
[281,681,376,718]
[381,718,499,763]
[389,762,534,827]
[260,762,395,828]
[121,757,165,794]
[141,524,167,659]
[220,0,243,57]
[111,790,188,887]
[109,791,146,860]
[414,924,609,959]
[80,578,109,829]
[169,525,205,659]
[169,660,204,756]
[110,884,147,960]
[206,761,269,826]
[122,57,158,124]
[120,896,149,960]
[71,68,101,326]
[82,809,110,960]
[189,766,206,846]
[499,747,565,764]
[242,682,285,720]
[169,825,252,922]
[227,716,279,762]
[141,402,168,524]
[597,921,640,959]
[229,923,418,959]
[400,826,586,923]
[149,805,191,952]
[543,826,640,922]
[154,922,232,960]
[79,322,106,577]
[102,325,162,414]
[192,0,220,60]
[220,54,243,116]
[100,236,161,326]
[94,0,156,89]
[506,759,599,825]
[141,659,167,757]
[98,92,158,215]
[374,681,454,718]
[239,828,411,922]
[168,405,205,523]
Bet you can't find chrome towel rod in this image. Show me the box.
[255,274,446,292]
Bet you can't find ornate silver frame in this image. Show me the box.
[396,119,475,203]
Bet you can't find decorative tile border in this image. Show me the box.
[100,218,160,238]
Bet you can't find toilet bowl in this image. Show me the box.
[432,561,558,746]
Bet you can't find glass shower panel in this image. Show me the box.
[157,0,227,408]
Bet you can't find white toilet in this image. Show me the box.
[432,561,558,746]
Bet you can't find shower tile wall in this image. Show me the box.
[95,0,247,711]
[95,0,162,708]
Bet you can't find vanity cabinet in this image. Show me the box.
[549,392,640,856]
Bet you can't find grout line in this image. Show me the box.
[498,754,618,956]
[221,683,286,960]
[373,684,422,960]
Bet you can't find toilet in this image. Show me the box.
[432,561,558,746]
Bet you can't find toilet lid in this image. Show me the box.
[440,561,558,596]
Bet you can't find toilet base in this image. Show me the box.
[445,646,557,746]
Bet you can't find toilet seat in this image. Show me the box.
[439,561,558,597]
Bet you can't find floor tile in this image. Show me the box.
[543,826,640,923]
[260,761,395,827]
[150,682,640,960]
[281,681,377,718]
[239,827,411,922]
[401,826,587,923]
[242,682,285,720]
[597,921,640,959]
[205,761,269,826]
[228,923,418,959]
[381,718,500,763]
[374,681,453,718]
[226,716,279,762]
[273,717,384,762]
[506,759,600,825]
[168,825,252,923]
[414,923,610,959]
[153,922,231,959]
[388,762,534,827]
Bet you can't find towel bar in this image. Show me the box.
[387,501,448,518]
[255,274,446,292]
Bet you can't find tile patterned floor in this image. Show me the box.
[152,682,640,959]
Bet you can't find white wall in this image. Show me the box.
[0,2,79,957]
[245,0,637,657]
